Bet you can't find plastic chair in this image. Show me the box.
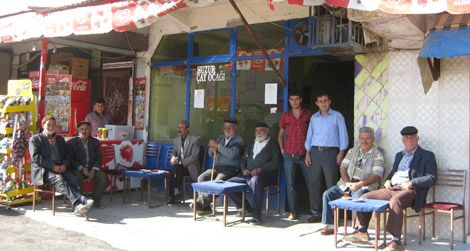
[100,144,122,202]
[264,169,281,216]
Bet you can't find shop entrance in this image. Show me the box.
[288,55,355,214]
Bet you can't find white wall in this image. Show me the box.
[387,51,470,241]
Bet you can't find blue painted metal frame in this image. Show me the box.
[150,21,334,212]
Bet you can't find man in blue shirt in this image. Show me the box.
[304,91,349,223]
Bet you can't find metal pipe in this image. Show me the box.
[227,0,286,89]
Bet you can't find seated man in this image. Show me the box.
[30,116,94,216]
[169,120,201,203]
[320,127,384,235]
[194,119,244,214]
[227,122,281,225]
[67,121,107,208]
[345,126,437,251]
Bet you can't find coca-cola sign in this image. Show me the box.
[71,78,91,103]
[72,80,88,92]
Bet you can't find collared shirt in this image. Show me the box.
[180,136,187,159]
[224,136,233,146]
[304,108,349,151]
[253,138,270,159]
[279,109,312,155]
[85,111,112,137]
[391,148,417,186]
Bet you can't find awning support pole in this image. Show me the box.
[38,36,48,129]
[228,0,286,89]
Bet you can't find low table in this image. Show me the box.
[329,198,390,251]
[122,170,170,208]
[192,181,249,226]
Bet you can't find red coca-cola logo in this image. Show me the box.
[72,80,88,91]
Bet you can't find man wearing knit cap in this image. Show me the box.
[227,122,281,225]
[345,126,437,251]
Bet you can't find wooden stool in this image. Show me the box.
[32,185,56,216]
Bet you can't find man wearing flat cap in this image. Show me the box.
[345,126,437,251]
[67,121,107,208]
[227,122,281,225]
[194,119,245,214]
[169,120,201,203]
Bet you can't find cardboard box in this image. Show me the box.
[71,58,89,79]
[51,52,73,65]
[47,64,70,75]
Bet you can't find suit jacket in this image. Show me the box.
[29,133,71,186]
[67,136,102,171]
[173,134,201,181]
[210,134,245,173]
[242,139,281,175]
[387,146,437,212]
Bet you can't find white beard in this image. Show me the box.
[44,129,55,135]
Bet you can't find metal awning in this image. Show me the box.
[419,28,470,58]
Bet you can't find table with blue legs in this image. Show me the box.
[329,198,390,251]
[192,181,249,226]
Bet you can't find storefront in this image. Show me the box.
[149,21,356,146]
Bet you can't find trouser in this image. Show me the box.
[73,170,106,205]
[310,147,340,213]
[321,185,369,225]
[227,172,277,217]
[357,188,416,238]
[44,171,82,206]
[170,164,190,197]
[196,168,238,208]
[283,153,315,214]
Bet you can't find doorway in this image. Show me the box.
[288,55,355,214]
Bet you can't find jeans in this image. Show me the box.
[283,153,314,214]
[321,185,369,225]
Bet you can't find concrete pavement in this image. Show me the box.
[16,191,470,251]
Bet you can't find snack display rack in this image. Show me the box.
[0,80,37,206]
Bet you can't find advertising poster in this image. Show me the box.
[45,75,71,134]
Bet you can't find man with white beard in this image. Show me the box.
[227,122,281,225]
[29,116,94,216]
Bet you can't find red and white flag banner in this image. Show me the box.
[0,0,468,43]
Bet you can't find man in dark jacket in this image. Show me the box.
[67,121,106,208]
[227,122,281,225]
[30,116,94,216]
[345,126,437,251]
[194,119,244,214]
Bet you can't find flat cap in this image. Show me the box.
[223,118,238,125]
[400,126,418,136]
[255,122,269,129]
[77,121,91,128]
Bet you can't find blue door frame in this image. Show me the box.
[151,20,328,212]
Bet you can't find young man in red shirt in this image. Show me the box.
[278,91,313,220]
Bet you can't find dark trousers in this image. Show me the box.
[227,172,277,217]
[44,171,82,206]
[170,164,190,197]
[283,153,314,214]
[309,147,340,213]
[357,188,416,238]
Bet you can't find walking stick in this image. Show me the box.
[210,151,217,181]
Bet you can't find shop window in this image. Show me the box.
[190,62,232,145]
[149,65,186,142]
[193,31,231,57]
[235,58,284,142]
[237,22,285,56]
[152,33,189,62]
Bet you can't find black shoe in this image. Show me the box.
[169,197,181,204]
[250,216,262,225]
[307,213,322,223]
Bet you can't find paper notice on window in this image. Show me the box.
[265,83,277,104]
[194,89,205,108]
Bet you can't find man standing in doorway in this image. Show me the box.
[304,91,349,223]
[278,91,313,220]
[85,98,112,137]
